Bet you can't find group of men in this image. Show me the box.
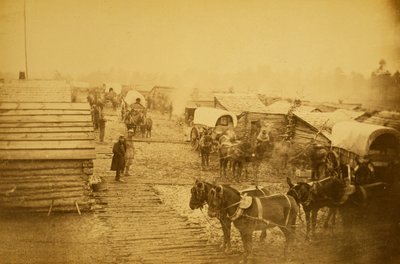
[110,97,147,181]
[198,128,272,170]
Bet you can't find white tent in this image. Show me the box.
[193,107,237,128]
[124,90,147,107]
[331,121,400,157]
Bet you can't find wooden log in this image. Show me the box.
[0,102,90,110]
[0,197,89,210]
[0,109,90,116]
[0,115,91,123]
[0,140,95,150]
[0,167,84,176]
[0,176,87,185]
[0,132,94,141]
[9,191,86,201]
[0,122,93,128]
[0,181,84,191]
[0,126,94,133]
[1,187,85,199]
[0,160,84,170]
[0,149,96,160]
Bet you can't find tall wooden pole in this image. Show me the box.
[24,0,28,79]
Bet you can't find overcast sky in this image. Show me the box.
[0,0,399,78]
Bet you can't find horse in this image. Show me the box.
[131,111,145,136]
[207,185,299,261]
[230,141,255,182]
[218,134,236,178]
[189,180,270,253]
[286,176,345,240]
[140,116,153,138]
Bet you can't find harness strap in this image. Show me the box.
[255,197,263,220]
[283,194,292,227]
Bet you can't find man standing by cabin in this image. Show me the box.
[124,129,135,176]
[111,135,126,182]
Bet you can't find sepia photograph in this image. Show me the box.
[0,0,400,263]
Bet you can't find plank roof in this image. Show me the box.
[357,111,400,131]
[214,93,268,115]
[1,80,71,102]
[264,100,318,114]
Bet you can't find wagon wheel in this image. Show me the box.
[325,150,340,178]
[190,128,199,151]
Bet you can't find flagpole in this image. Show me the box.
[24,0,28,79]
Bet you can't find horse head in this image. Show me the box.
[189,180,209,210]
[354,158,375,185]
[286,177,311,205]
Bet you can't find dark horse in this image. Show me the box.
[219,139,255,182]
[189,180,269,252]
[140,116,153,138]
[286,176,345,239]
[207,185,298,261]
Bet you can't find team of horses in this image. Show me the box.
[189,161,383,263]
[125,110,153,138]
[217,132,273,182]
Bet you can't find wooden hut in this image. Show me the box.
[0,80,95,212]
[291,110,365,150]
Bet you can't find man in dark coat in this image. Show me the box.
[111,135,126,182]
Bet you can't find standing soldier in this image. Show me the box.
[124,129,135,176]
[199,129,213,169]
[111,135,126,182]
[98,108,107,142]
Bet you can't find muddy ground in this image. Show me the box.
[0,109,399,264]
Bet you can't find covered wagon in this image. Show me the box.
[331,121,400,182]
[190,107,237,150]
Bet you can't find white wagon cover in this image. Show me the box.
[331,121,400,157]
[193,107,237,128]
[124,90,147,107]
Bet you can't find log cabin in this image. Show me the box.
[0,80,95,212]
